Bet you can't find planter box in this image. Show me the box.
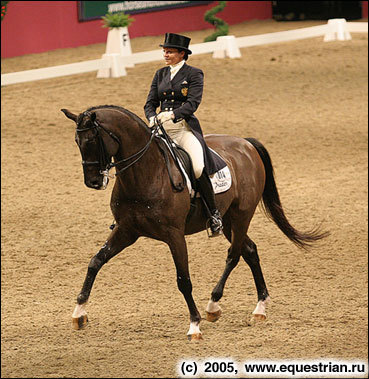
[97,26,133,78]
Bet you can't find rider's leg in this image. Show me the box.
[179,125,223,237]
[196,169,223,236]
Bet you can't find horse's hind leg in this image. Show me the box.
[205,221,270,323]
[241,236,271,322]
[72,227,138,330]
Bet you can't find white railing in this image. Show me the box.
[346,21,368,32]
[1,59,110,85]
[1,19,367,86]
[237,24,329,48]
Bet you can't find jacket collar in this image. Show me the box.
[170,59,185,75]
[170,63,190,86]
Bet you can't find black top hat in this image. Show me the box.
[159,33,192,55]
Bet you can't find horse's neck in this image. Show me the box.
[103,108,154,162]
[116,124,152,158]
[115,145,164,200]
[113,118,163,196]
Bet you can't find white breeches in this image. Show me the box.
[163,119,205,179]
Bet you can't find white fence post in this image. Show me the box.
[97,53,127,78]
[324,18,352,42]
[110,53,127,78]
[213,35,242,59]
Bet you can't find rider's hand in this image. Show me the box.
[157,111,174,123]
[149,116,156,127]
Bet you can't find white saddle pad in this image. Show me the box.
[178,156,232,197]
[210,165,232,194]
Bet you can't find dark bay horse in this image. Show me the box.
[61,105,328,340]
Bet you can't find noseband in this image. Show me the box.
[76,111,158,182]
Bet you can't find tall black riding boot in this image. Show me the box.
[197,170,223,237]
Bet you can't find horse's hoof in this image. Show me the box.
[205,309,222,322]
[72,314,88,330]
[250,313,266,324]
[187,333,203,341]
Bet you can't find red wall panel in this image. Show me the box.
[1,1,272,58]
[363,0,368,17]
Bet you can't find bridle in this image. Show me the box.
[76,111,159,186]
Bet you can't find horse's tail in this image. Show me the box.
[245,138,329,250]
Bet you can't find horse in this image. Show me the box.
[61,104,328,340]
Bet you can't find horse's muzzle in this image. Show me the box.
[83,166,111,190]
[84,177,107,190]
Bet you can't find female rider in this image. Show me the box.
[144,33,224,237]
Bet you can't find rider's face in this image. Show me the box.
[163,48,185,65]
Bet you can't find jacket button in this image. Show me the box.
[163,92,166,95]
[171,92,174,95]
[171,99,174,102]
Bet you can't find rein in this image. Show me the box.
[77,110,186,192]
[76,111,159,183]
[107,125,157,175]
[154,117,187,192]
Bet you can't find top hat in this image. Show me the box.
[159,33,192,55]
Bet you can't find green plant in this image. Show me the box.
[204,1,229,42]
[1,1,9,22]
[101,11,134,29]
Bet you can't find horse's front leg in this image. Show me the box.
[72,226,138,330]
[167,230,202,341]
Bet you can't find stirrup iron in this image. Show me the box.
[206,211,223,238]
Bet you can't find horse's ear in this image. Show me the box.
[91,112,96,121]
[61,108,78,122]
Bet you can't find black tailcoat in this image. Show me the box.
[144,63,226,175]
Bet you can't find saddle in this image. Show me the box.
[155,132,232,197]
[155,135,196,192]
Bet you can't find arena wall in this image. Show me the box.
[363,0,369,17]
[1,1,272,58]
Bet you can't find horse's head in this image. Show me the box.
[61,108,120,190]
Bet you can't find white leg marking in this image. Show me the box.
[252,296,271,316]
[187,321,201,336]
[206,300,221,313]
[72,303,87,318]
